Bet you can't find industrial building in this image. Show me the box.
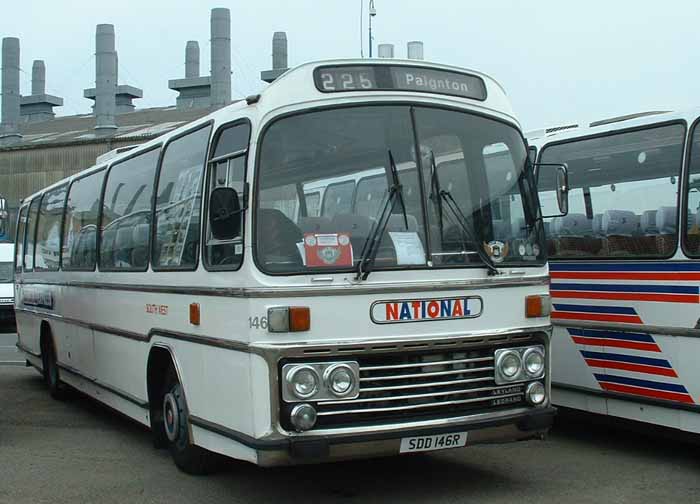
[0,6,423,237]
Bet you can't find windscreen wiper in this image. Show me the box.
[429,158,499,275]
[355,149,408,281]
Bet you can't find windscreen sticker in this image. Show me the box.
[389,231,426,265]
[303,232,353,267]
[371,296,483,324]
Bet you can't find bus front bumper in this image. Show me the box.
[253,406,555,467]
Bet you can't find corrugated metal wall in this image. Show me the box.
[0,138,148,238]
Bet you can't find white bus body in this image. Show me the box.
[531,108,700,436]
[15,59,555,472]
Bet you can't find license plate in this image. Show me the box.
[399,432,468,453]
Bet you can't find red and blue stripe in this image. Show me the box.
[551,282,699,304]
[580,350,677,377]
[550,262,700,282]
[567,327,660,352]
[552,303,643,324]
[594,373,694,404]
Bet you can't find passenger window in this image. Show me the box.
[35,186,67,271]
[355,175,386,218]
[153,124,212,269]
[100,148,160,270]
[321,181,354,218]
[539,124,685,258]
[15,205,27,272]
[305,192,321,217]
[24,199,40,271]
[63,171,104,270]
[205,122,250,269]
[684,123,700,256]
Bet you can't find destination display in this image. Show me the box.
[314,64,487,100]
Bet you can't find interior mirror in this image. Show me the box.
[536,163,569,218]
[209,187,242,240]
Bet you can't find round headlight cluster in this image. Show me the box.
[290,403,317,432]
[498,350,522,379]
[523,348,545,377]
[287,366,319,399]
[325,364,355,397]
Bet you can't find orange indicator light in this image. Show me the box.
[289,307,311,332]
[189,303,201,326]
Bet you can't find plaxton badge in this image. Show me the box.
[371,296,483,324]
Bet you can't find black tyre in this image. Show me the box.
[162,370,219,475]
[43,337,66,400]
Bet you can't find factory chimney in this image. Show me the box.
[378,44,394,59]
[0,37,22,146]
[20,60,64,123]
[261,32,289,83]
[407,41,424,60]
[169,41,212,110]
[94,24,117,134]
[185,41,200,78]
[210,7,232,109]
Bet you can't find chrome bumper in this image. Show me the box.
[254,406,555,467]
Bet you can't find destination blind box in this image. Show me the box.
[313,64,487,101]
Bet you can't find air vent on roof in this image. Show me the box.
[96,144,138,164]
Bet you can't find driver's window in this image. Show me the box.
[204,121,250,270]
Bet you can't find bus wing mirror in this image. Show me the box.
[535,163,569,218]
[209,187,242,240]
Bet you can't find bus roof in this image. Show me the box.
[527,107,700,147]
[21,59,518,204]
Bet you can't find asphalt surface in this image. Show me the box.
[0,322,21,365]
[1,328,699,504]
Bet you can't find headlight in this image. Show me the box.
[325,364,355,397]
[494,345,546,384]
[523,348,545,377]
[290,403,317,432]
[282,362,360,402]
[497,350,522,379]
[286,366,319,399]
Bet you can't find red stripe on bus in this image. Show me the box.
[552,312,643,324]
[598,382,694,404]
[571,336,660,352]
[551,272,700,281]
[584,359,678,377]
[552,291,699,304]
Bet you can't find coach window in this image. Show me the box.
[539,123,685,259]
[35,185,67,271]
[153,124,212,269]
[321,180,355,218]
[204,121,250,270]
[62,170,105,270]
[15,205,28,272]
[24,198,40,271]
[100,148,160,270]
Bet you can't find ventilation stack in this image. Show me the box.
[0,37,22,146]
[407,41,424,60]
[84,24,142,124]
[210,7,232,109]
[261,32,289,83]
[168,41,212,109]
[20,60,64,123]
[378,44,395,59]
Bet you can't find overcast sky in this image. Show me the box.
[2,0,699,131]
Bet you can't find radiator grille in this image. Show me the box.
[310,345,528,429]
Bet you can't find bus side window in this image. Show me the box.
[63,170,104,270]
[684,123,700,256]
[24,198,40,271]
[153,124,212,270]
[205,121,251,270]
[35,185,67,271]
[321,180,354,218]
[15,205,28,272]
[100,148,160,271]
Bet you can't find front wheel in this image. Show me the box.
[162,372,220,475]
[43,337,66,400]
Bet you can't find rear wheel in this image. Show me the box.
[162,369,219,475]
